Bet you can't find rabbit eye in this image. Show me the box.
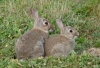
[45,22,48,25]
[69,30,73,33]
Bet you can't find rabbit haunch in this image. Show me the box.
[15,29,48,59]
[45,35,75,57]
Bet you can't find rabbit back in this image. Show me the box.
[15,29,48,59]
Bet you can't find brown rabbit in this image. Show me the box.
[15,8,54,60]
[44,19,79,57]
[87,48,100,56]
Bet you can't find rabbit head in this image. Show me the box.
[56,19,79,39]
[29,8,54,33]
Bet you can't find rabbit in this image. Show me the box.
[15,8,55,60]
[87,48,100,56]
[44,19,79,57]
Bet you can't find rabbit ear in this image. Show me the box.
[29,8,39,20]
[56,19,64,29]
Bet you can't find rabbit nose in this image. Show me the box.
[74,32,79,39]
[49,24,55,32]
[52,25,55,30]
[51,25,55,30]
[75,32,79,37]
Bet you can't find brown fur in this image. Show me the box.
[44,35,75,57]
[44,19,79,57]
[15,29,48,59]
[15,8,54,60]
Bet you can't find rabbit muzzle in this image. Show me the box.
[74,32,79,39]
[49,25,55,32]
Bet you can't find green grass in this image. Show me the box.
[0,0,100,67]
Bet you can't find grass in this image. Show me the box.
[0,0,100,67]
